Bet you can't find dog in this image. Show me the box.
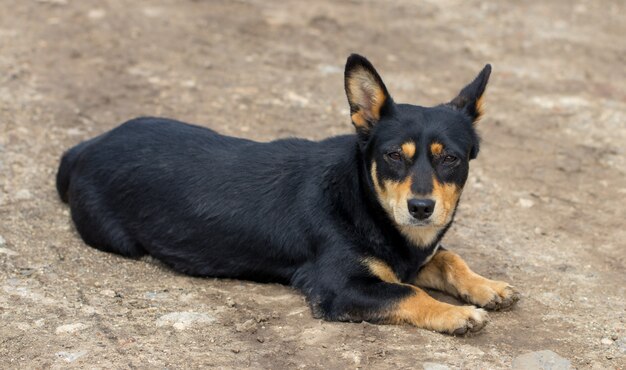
[56,54,519,335]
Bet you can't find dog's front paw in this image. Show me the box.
[460,279,520,310]
[397,289,490,335]
[437,305,489,336]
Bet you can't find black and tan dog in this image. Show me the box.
[57,54,518,335]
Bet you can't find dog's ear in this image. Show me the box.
[345,54,393,137]
[449,64,491,124]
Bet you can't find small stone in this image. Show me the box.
[55,323,89,334]
[15,189,32,200]
[99,289,116,298]
[610,334,618,341]
[601,337,613,345]
[225,297,235,307]
[512,350,571,370]
[15,322,31,330]
[142,7,163,18]
[0,247,18,256]
[518,198,534,208]
[423,363,450,370]
[66,128,83,136]
[144,291,167,300]
[231,348,240,354]
[616,337,626,353]
[284,91,309,107]
[56,351,88,363]
[87,9,105,19]
[37,0,68,4]
[235,319,256,333]
[318,64,342,75]
[365,336,376,342]
[81,305,98,315]
[257,337,264,343]
[148,76,162,85]
[181,79,196,88]
[156,312,215,330]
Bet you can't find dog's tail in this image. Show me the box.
[56,145,80,203]
[56,136,99,203]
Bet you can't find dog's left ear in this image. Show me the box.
[345,54,394,137]
[449,64,491,124]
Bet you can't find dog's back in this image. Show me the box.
[57,116,358,282]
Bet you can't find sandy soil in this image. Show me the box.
[1,0,624,368]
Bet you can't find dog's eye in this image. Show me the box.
[387,152,402,161]
[443,155,458,164]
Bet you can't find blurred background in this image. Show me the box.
[0,0,624,368]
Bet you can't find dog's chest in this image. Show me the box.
[393,243,441,283]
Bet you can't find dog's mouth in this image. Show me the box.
[390,208,440,228]
[406,219,433,227]
[396,220,444,248]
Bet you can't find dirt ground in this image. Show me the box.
[1,0,624,368]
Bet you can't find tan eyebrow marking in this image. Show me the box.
[401,142,416,158]
[430,142,443,156]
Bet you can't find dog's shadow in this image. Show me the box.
[425,289,464,306]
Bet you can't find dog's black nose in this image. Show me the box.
[407,199,435,220]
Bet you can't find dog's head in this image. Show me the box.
[345,54,490,247]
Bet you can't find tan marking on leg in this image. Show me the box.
[363,258,400,284]
[401,142,416,158]
[358,259,488,334]
[423,243,441,265]
[415,250,520,310]
[430,142,443,156]
[389,286,488,335]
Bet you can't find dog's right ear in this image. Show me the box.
[345,54,393,138]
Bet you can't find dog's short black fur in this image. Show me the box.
[57,55,518,334]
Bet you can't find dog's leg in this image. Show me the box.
[314,259,489,335]
[385,285,489,335]
[318,281,488,335]
[414,249,519,310]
